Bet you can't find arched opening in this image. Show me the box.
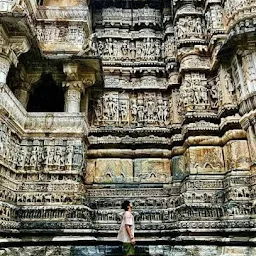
[27,73,64,112]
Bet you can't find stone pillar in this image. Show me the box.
[0,26,30,84]
[11,68,41,109]
[63,81,84,113]
[63,63,95,113]
[0,56,11,83]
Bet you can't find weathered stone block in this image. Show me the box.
[219,246,251,256]
[223,140,251,171]
[172,155,187,181]
[85,158,133,183]
[134,158,171,183]
[184,146,225,174]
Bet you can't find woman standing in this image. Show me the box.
[117,200,136,255]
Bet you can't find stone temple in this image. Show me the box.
[0,0,256,255]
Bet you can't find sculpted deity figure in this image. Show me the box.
[113,40,119,59]
[200,86,209,105]
[73,146,83,167]
[130,100,138,123]
[30,146,38,168]
[17,146,26,168]
[146,95,156,122]
[176,19,186,39]
[136,41,142,59]
[224,71,235,93]
[163,101,169,123]
[157,101,164,123]
[66,145,73,166]
[208,79,219,109]
[121,40,129,60]
[78,33,98,56]
[25,147,31,168]
[195,18,203,34]
[94,98,103,124]
[129,42,136,60]
[242,54,256,92]
[103,94,118,121]
[137,104,145,123]
[97,41,104,56]
[47,147,55,166]
[119,101,129,122]
[155,40,161,60]
[108,38,114,58]
[54,146,62,167]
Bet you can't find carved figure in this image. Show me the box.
[78,33,98,56]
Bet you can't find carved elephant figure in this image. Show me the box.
[225,201,240,216]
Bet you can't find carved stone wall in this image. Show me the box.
[0,0,256,254]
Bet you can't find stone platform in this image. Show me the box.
[1,244,255,256]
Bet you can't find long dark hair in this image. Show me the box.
[121,200,130,211]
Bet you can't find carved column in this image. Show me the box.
[63,81,84,113]
[0,26,30,84]
[63,63,95,113]
[0,56,10,83]
[12,68,41,108]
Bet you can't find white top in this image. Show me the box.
[117,211,134,243]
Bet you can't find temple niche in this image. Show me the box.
[27,73,64,112]
[0,0,256,256]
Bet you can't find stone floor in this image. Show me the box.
[0,245,256,256]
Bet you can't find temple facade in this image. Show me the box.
[0,0,256,255]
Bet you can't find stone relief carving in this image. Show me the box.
[1,0,256,248]
[95,6,161,27]
[97,37,162,61]
[179,73,210,112]
[91,91,170,127]
[104,76,169,90]
[36,24,85,45]
[0,123,85,172]
[241,52,256,93]
[164,36,177,60]
[175,17,205,42]
[205,4,224,35]
[207,76,219,109]
[218,67,237,106]
[224,0,250,19]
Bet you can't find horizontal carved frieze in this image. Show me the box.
[90,91,170,128]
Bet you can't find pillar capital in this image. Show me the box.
[62,80,85,93]
[63,62,80,81]
[62,62,96,113]
[0,26,31,83]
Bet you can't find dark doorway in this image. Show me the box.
[27,73,64,112]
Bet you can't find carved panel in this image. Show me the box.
[184,146,225,174]
[134,159,171,183]
[85,158,133,183]
[179,73,210,112]
[223,140,251,171]
[91,91,170,127]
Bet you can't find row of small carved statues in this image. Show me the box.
[1,204,256,222]
[1,186,254,206]
[97,38,165,60]
[0,133,85,170]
